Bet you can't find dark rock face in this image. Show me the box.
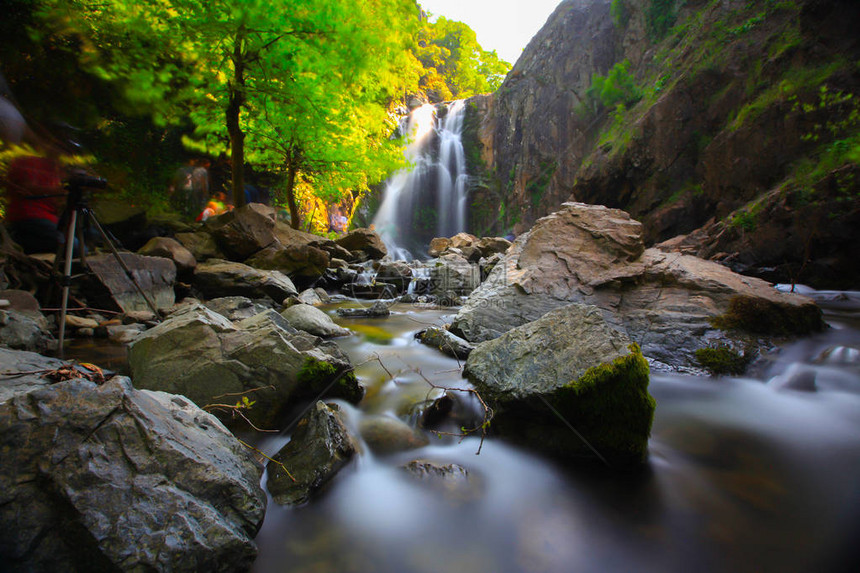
[206,203,278,260]
[267,401,358,506]
[245,243,331,285]
[464,0,860,288]
[138,236,197,277]
[0,348,266,572]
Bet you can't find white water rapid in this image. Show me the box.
[372,100,469,260]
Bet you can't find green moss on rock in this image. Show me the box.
[297,357,363,404]
[695,344,753,376]
[548,343,656,465]
[711,295,825,336]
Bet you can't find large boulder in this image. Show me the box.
[0,290,53,353]
[193,259,298,303]
[128,306,362,428]
[464,304,655,466]
[85,253,176,313]
[0,348,266,572]
[335,228,387,260]
[206,203,278,260]
[451,203,824,370]
[245,242,330,285]
[267,401,358,506]
[175,230,226,261]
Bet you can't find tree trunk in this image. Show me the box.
[227,28,247,209]
[285,156,300,229]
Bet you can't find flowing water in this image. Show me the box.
[372,101,469,259]
[251,290,860,573]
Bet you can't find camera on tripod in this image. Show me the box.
[64,170,107,191]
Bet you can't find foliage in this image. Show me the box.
[610,0,630,29]
[646,0,677,42]
[586,60,642,111]
[694,345,752,376]
[413,15,511,99]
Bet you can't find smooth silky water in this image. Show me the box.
[61,293,860,572]
[248,293,860,573]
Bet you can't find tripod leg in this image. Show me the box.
[57,210,78,359]
[85,211,162,320]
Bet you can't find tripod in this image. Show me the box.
[55,173,161,357]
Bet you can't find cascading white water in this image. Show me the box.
[372,101,469,260]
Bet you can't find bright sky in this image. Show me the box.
[418,0,564,65]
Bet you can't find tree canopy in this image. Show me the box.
[3,0,510,229]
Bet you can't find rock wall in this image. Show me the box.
[464,0,860,288]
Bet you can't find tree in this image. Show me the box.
[37,0,420,210]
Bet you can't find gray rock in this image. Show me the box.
[452,202,824,370]
[267,401,358,506]
[128,306,362,428]
[296,288,324,306]
[280,304,350,338]
[336,300,392,318]
[138,236,197,276]
[0,348,266,572]
[175,230,225,261]
[402,459,482,502]
[245,243,330,284]
[205,296,272,321]
[193,259,298,303]
[86,253,176,313]
[0,309,53,353]
[375,260,413,294]
[464,303,656,466]
[358,414,430,454]
[430,253,481,301]
[105,322,146,344]
[415,327,474,359]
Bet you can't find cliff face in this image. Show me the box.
[466,0,860,288]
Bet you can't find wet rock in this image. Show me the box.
[128,306,362,428]
[415,327,474,359]
[335,228,387,260]
[336,301,392,318]
[193,259,298,303]
[204,296,272,321]
[296,288,324,306]
[452,202,824,371]
[464,303,656,466]
[767,364,818,392]
[105,323,146,344]
[280,304,350,338]
[267,401,358,506]
[0,306,53,353]
[137,236,197,276]
[86,253,176,314]
[358,414,430,454]
[0,347,266,572]
[402,459,482,502]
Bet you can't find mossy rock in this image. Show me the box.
[711,295,825,336]
[490,344,656,467]
[694,344,754,376]
[297,357,363,404]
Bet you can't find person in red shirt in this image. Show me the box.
[4,151,67,253]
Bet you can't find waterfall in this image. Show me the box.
[372,100,469,260]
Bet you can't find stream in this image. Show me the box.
[247,289,860,573]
